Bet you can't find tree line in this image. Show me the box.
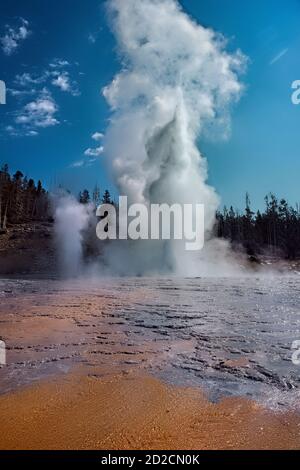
[1,163,300,260]
[79,188,300,260]
[215,193,300,259]
[0,164,50,231]
[78,188,114,206]
[0,164,114,232]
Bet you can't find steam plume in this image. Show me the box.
[101,0,246,275]
[54,195,91,277]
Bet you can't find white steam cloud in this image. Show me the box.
[54,196,92,277]
[99,0,246,275]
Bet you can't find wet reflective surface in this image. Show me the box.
[1,276,300,410]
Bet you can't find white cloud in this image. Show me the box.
[8,87,36,97]
[70,160,85,168]
[88,33,97,44]
[5,124,38,137]
[88,28,103,44]
[84,146,104,157]
[7,58,82,137]
[79,132,104,163]
[15,89,59,129]
[92,132,104,141]
[269,48,288,66]
[52,72,71,92]
[27,130,38,136]
[70,157,97,168]
[51,71,80,96]
[10,61,80,103]
[1,18,31,56]
[49,58,70,68]
[5,125,18,136]
[15,72,47,87]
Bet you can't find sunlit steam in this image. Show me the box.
[54,195,91,277]
[100,0,246,274]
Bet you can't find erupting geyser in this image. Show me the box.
[100,0,246,275]
[54,0,246,277]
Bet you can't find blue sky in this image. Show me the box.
[0,0,300,210]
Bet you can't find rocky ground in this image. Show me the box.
[1,276,300,408]
[0,277,300,449]
[0,222,56,276]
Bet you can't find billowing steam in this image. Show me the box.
[54,0,246,277]
[100,0,246,275]
[54,195,92,277]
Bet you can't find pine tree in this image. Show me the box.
[79,189,90,204]
[102,189,112,205]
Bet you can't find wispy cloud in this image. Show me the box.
[51,71,80,96]
[8,87,36,97]
[49,58,70,68]
[269,48,288,66]
[88,33,97,44]
[15,89,59,133]
[6,59,82,137]
[14,71,47,87]
[8,72,48,98]
[5,124,38,137]
[84,146,104,157]
[70,131,104,168]
[1,18,31,56]
[88,28,103,44]
[70,159,85,168]
[92,132,104,141]
[84,132,104,158]
[13,65,80,97]
[70,157,97,168]
[83,132,105,158]
[8,72,48,100]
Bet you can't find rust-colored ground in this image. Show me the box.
[0,370,299,450]
[0,279,300,450]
